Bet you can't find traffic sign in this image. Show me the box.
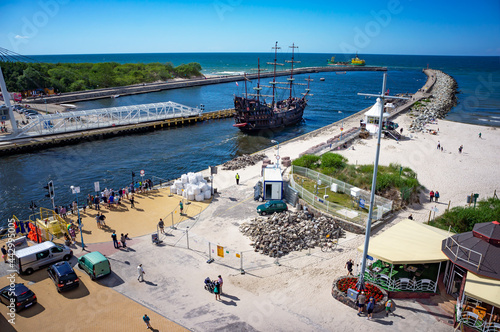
[140,169,145,176]
[71,186,80,194]
[359,199,365,209]
[94,181,100,192]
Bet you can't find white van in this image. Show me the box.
[14,241,73,275]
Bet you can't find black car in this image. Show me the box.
[47,261,80,292]
[0,283,37,312]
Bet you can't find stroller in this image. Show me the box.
[204,277,215,293]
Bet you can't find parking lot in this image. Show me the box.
[0,257,188,332]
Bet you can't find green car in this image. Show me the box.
[78,251,111,280]
[257,200,288,216]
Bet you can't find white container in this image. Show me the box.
[188,194,195,201]
[176,188,183,195]
[195,193,204,201]
[204,190,211,199]
[181,174,188,183]
[193,187,201,195]
[331,183,338,193]
[197,173,204,182]
[351,187,361,197]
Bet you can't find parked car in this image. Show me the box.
[0,283,37,312]
[14,241,73,275]
[257,200,288,215]
[47,261,79,292]
[78,251,111,280]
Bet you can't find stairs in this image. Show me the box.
[384,129,402,141]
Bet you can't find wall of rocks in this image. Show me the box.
[409,70,458,132]
[221,153,267,170]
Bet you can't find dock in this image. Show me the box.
[27,66,387,104]
[0,108,235,156]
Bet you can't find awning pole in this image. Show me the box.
[434,261,442,293]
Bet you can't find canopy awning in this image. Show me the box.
[464,272,500,307]
[357,220,452,264]
[364,98,390,118]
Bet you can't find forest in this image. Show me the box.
[0,61,203,93]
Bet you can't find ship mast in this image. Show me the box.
[286,43,299,100]
[267,41,282,107]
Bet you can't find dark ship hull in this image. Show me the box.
[233,96,307,132]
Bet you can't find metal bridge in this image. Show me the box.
[14,101,202,138]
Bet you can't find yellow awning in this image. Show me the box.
[464,272,500,308]
[357,219,451,264]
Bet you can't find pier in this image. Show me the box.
[27,66,387,104]
[0,108,234,156]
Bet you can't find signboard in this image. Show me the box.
[347,288,359,302]
[71,186,80,194]
[359,199,365,209]
[94,181,100,192]
[217,245,224,258]
[366,255,374,261]
[140,169,145,176]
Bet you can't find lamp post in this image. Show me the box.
[70,185,85,250]
[271,140,280,168]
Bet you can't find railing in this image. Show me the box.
[444,236,483,270]
[290,165,392,225]
[364,272,437,292]
[13,101,202,138]
[457,311,500,332]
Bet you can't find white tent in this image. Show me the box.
[363,98,391,134]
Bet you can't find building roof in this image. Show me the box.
[473,220,500,245]
[364,98,390,118]
[441,221,500,280]
[263,167,282,182]
[357,220,451,264]
[464,272,500,307]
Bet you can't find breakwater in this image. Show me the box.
[28,66,387,104]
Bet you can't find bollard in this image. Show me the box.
[186,226,190,249]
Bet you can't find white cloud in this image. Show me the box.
[15,35,29,39]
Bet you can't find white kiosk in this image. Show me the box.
[262,167,283,200]
[363,98,391,135]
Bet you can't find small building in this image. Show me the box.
[363,98,391,134]
[441,221,500,331]
[262,166,283,201]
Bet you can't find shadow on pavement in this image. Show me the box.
[221,293,240,301]
[144,280,157,286]
[96,271,125,287]
[220,299,237,306]
[61,280,90,299]
[17,302,45,318]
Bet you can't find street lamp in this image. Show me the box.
[70,185,85,250]
[271,140,280,168]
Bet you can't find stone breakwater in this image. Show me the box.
[409,70,458,132]
[221,153,267,170]
[239,211,343,258]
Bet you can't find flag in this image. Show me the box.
[235,82,239,86]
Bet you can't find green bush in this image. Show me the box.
[292,155,320,168]
[320,153,347,169]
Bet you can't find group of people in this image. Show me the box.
[112,232,130,249]
[95,212,107,229]
[356,291,394,320]
[429,190,440,202]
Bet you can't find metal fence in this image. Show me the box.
[290,165,393,225]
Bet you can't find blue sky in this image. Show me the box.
[1,0,499,56]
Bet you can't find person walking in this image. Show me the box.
[1,245,7,263]
[479,132,482,139]
[95,213,102,229]
[218,275,223,295]
[235,173,240,185]
[385,299,394,317]
[345,259,354,276]
[143,314,152,329]
[94,196,100,210]
[111,232,119,249]
[179,200,183,215]
[435,191,440,202]
[69,227,76,243]
[130,194,135,208]
[121,233,127,248]
[357,291,366,316]
[137,264,145,282]
[158,218,165,234]
[429,190,434,202]
[214,280,221,301]
[366,296,375,320]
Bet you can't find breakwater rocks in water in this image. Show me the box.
[221,153,267,170]
[239,211,342,258]
[409,70,458,131]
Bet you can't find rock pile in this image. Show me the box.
[409,70,458,132]
[221,153,267,170]
[239,211,342,258]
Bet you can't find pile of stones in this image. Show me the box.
[221,153,267,170]
[239,211,342,258]
[409,70,458,132]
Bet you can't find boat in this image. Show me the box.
[320,78,325,81]
[111,94,120,98]
[351,52,365,66]
[336,71,347,75]
[233,42,312,133]
[327,56,349,66]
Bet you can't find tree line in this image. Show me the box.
[0,61,203,93]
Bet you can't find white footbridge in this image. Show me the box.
[13,101,202,138]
